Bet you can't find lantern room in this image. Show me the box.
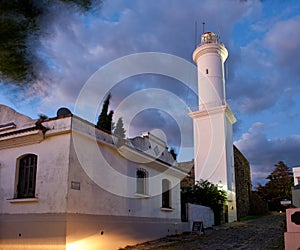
[201,31,219,44]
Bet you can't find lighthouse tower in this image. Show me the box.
[189,32,237,222]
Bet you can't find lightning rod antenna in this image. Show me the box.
[194,21,198,48]
[217,22,221,41]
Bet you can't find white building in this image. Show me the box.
[293,167,300,186]
[292,167,300,207]
[0,104,188,250]
[189,31,237,222]
[0,30,240,249]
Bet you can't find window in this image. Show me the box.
[136,169,147,195]
[17,154,37,198]
[162,179,171,208]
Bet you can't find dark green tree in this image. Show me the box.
[113,117,126,146]
[169,148,177,160]
[96,93,114,133]
[106,110,114,132]
[256,161,293,211]
[0,0,100,84]
[181,179,227,225]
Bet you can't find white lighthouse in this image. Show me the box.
[189,32,237,222]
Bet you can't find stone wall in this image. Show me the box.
[179,160,195,188]
[233,146,252,220]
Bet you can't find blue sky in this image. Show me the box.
[1,0,300,186]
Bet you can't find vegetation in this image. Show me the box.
[0,0,101,84]
[113,117,126,146]
[181,179,227,225]
[38,114,48,120]
[96,93,114,133]
[169,148,177,160]
[256,161,293,211]
[240,215,263,221]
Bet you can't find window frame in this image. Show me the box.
[136,168,148,195]
[15,154,38,199]
[161,179,172,209]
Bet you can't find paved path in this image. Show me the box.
[122,213,285,250]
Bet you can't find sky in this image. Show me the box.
[1,0,300,187]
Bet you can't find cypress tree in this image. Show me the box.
[96,93,114,133]
[114,117,126,141]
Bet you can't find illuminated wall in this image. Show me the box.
[0,105,188,249]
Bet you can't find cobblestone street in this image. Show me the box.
[122,213,285,250]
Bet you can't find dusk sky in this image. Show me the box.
[1,0,300,187]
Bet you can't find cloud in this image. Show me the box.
[111,81,194,152]
[235,122,300,186]
[228,14,300,114]
[30,0,251,106]
[13,0,252,137]
[264,15,300,75]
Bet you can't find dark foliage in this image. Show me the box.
[256,161,293,211]
[250,191,268,215]
[169,148,177,160]
[96,93,114,133]
[113,117,126,146]
[0,0,100,84]
[0,0,42,83]
[181,179,227,225]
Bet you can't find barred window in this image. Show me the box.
[17,154,37,198]
[162,179,171,208]
[136,169,147,195]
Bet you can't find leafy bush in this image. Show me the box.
[181,179,227,225]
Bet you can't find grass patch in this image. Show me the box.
[240,215,263,221]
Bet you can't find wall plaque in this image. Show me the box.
[71,181,80,190]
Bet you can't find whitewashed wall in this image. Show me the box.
[293,167,300,185]
[187,203,214,228]
[0,117,72,214]
[68,117,183,219]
